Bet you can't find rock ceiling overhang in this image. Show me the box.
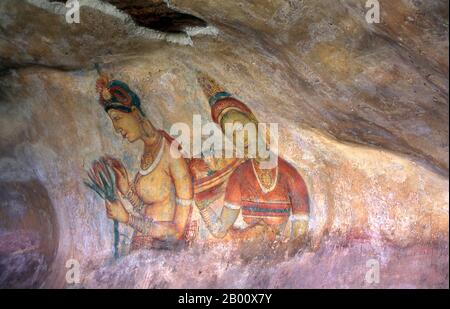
[0,0,448,176]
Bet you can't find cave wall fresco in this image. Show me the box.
[0,0,448,288]
[0,59,447,287]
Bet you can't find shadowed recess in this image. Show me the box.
[50,0,207,33]
[0,180,59,288]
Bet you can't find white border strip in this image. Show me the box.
[289,214,309,222]
[224,202,240,210]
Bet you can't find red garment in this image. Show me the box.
[159,130,242,203]
[224,158,309,219]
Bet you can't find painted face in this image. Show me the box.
[107,109,141,143]
[220,110,259,155]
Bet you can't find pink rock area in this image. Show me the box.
[81,237,448,289]
[0,230,48,288]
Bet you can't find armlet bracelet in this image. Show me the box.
[125,186,145,214]
[224,202,240,210]
[176,198,193,207]
[289,214,309,222]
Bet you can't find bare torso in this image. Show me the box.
[134,140,177,226]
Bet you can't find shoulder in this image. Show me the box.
[278,157,295,172]
[228,160,252,183]
[278,157,305,182]
[163,140,188,169]
[233,159,252,176]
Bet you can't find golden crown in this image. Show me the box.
[196,71,227,99]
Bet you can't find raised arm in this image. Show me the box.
[196,170,241,238]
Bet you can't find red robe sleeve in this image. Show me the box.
[284,162,309,216]
[224,169,242,210]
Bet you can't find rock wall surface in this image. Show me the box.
[0,0,448,288]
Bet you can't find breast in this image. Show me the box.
[134,162,173,205]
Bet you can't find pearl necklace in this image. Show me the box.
[139,135,164,176]
[251,159,278,194]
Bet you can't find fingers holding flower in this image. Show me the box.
[103,156,130,195]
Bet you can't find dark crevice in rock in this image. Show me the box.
[0,61,86,76]
[50,0,208,33]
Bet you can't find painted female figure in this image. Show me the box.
[195,72,310,247]
[95,75,194,250]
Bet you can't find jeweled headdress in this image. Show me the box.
[196,71,232,107]
[96,75,145,117]
[196,71,255,124]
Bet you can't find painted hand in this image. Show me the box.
[105,157,130,195]
[106,199,129,223]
